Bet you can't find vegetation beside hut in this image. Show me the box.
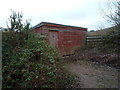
[2,11,78,88]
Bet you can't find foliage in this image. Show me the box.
[103,27,120,49]
[2,31,59,88]
[102,1,120,52]
[3,10,77,88]
[2,11,59,88]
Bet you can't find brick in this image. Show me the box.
[33,22,87,55]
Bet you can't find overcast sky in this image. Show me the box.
[0,0,114,31]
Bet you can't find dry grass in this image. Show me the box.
[65,46,120,68]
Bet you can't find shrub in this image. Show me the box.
[2,31,60,88]
[2,11,77,88]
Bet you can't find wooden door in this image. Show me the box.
[49,31,58,48]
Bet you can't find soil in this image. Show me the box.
[63,60,119,88]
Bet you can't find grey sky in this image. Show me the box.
[0,0,114,30]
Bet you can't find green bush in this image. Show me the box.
[102,28,120,53]
[2,31,59,88]
[2,11,77,88]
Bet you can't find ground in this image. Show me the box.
[63,60,119,88]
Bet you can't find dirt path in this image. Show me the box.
[63,60,119,88]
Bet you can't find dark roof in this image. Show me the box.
[33,22,87,30]
[32,22,44,29]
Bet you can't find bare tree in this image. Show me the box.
[102,0,120,49]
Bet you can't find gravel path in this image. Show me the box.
[63,60,119,88]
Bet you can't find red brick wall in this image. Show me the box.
[33,25,87,55]
[58,30,86,55]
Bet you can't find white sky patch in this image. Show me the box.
[0,0,115,30]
